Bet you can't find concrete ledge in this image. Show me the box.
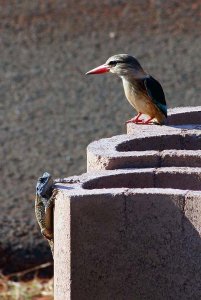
[54,168,201,299]
[88,130,201,171]
[87,107,201,171]
[166,106,201,125]
[127,106,201,134]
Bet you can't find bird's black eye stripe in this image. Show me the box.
[108,61,117,66]
[108,60,123,66]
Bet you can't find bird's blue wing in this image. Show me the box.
[144,76,167,117]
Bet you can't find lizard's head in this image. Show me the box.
[36,172,53,199]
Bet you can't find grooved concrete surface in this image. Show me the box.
[87,107,201,171]
[54,172,201,300]
[54,107,201,299]
[1,0,201,273]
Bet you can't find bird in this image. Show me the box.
[86,54,167,124]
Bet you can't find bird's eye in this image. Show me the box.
[108,61,117,67]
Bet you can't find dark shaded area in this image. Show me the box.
[117,133,201,152]
[8,263,53,282]
[70,192,201,299]
[82,169,201,191]
[0,0,201,273]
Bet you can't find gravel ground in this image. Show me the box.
[0,0,201,273]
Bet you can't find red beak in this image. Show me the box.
[86,64,110,75]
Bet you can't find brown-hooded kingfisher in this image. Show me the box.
[86,54,167,125]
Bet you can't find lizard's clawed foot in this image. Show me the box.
[41,228,53,240]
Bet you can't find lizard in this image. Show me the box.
[35,172,58,257]
[35,172,79,257]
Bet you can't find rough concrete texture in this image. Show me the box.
[54,107,201,299]
[1,0,201,273]
[54,171,201,300]
[88,107,201,171]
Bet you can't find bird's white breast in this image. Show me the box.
[122,77,145,110]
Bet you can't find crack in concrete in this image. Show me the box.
[153,167,158,188]
[181,190,190,234]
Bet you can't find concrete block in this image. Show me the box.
[87,131,201,171]
[155,167,201,191]
[160,150,201,167]
[55,106,201,299]
[166,106,201,126]
[88,106,201,172]
[54,168,201,300]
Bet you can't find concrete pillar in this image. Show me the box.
[54,107,201,300]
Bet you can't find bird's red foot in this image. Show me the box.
[125,113,142,124]
[140,117,154,125]
[126,118,143,124]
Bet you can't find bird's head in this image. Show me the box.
[86,54,145,78]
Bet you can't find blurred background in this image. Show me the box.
[0,0,201,279]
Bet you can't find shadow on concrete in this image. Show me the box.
[116,133,201,152]
[82,169,201,191]
[166,109,201,127]
[70,191,201,299]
